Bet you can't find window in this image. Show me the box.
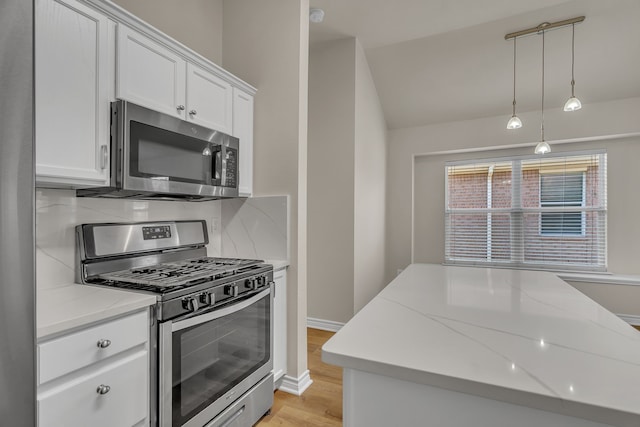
[539,172,585,236]
[445,151,606,271]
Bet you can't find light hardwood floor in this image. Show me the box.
[256,328,342,426]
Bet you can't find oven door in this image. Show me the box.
[159,286,273,427]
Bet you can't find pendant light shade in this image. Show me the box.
[507,115,523,130]
[563,96,582,112]
[506,37,522,129]
[563,23,582,112]
[534,141,551,154]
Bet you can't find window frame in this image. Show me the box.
[538,171,587,237]
[444,149,607,272]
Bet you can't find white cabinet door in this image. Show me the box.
[35,0,113,187]
[116,25,186,119]
[273,268,287,384]
[186,63,233,133]
[38,352,148,427]
[38,310,148,385]
[232,88,254,197]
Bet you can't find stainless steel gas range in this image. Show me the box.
[76,220,274,427]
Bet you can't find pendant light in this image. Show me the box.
[506,37,522,129]
[535,29,551,155]
[563,23,582,111]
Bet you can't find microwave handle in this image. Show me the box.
[212,145,222,185]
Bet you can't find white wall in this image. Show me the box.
[388,97,640,314]
[308,38,388,323]
[111,0,223,64]
[353,40,388,313]
[222,0,310,381]
[308,39,356,323]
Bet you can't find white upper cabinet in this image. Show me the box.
[117,27,234,134]
[116,25,187,119]
[35,0,114,187]
[233,88,254,196]
[186,63,233,133]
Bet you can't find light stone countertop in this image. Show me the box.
[264,259,289,271]
[37,283,156,339]
[322,263,640,427]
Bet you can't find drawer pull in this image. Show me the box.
[96,384,111,395]
[97,339,111,349]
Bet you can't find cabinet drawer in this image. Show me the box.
[38,310,147,384]
[38,351,148,427]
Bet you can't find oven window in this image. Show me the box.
[172,294,270,426]
[130,121,212,184]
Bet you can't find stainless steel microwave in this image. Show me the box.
[77,100,239,200]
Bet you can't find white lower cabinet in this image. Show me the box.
[273,268,287,386]
[37,310,150,427]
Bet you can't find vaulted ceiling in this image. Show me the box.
[309,0,640,129]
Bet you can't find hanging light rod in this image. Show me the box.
[504,16,584,40]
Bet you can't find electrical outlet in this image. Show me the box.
[210,217,220,233]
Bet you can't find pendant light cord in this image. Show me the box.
[541,30,545,142]
[571,23,576,97]
[512,37,517,115]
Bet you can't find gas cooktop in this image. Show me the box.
[98,257,263,288]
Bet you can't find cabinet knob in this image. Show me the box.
[96,384,111,395]
[97,339,111,349]
[100,145,108,170]
[189,109,197,116]
[177,105,185,111]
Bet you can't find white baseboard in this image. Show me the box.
[618,313,640,326]
[307,317,344,332]
[277,370,313,396]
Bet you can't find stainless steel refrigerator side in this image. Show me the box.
[0,0,36,425]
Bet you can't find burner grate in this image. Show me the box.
[96,257,263,289]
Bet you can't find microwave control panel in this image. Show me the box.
[225,148,237,188]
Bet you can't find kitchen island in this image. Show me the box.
[322,264,640,427]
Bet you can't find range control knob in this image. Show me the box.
[244,279,254,289]
[182,297,199,312]
[224,284,239,297]
[199,292,214,306]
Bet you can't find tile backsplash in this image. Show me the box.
[221,196,289,261]
[36,190,288,290]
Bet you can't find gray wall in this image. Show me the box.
[112,0,223,64]
[353,40,388,313]
[222,0,310,380]
[0,0,35,422]
[308,39,356,323]
[308,38,388,323]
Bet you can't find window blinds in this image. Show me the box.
[445,150,607,271]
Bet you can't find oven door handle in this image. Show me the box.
[171,287,271,332]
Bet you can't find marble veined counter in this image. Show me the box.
[37,283,156,339]
[322,264,640,427]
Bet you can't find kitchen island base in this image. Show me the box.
[344,369,615,427]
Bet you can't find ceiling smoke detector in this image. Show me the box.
[309,8,325,23]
